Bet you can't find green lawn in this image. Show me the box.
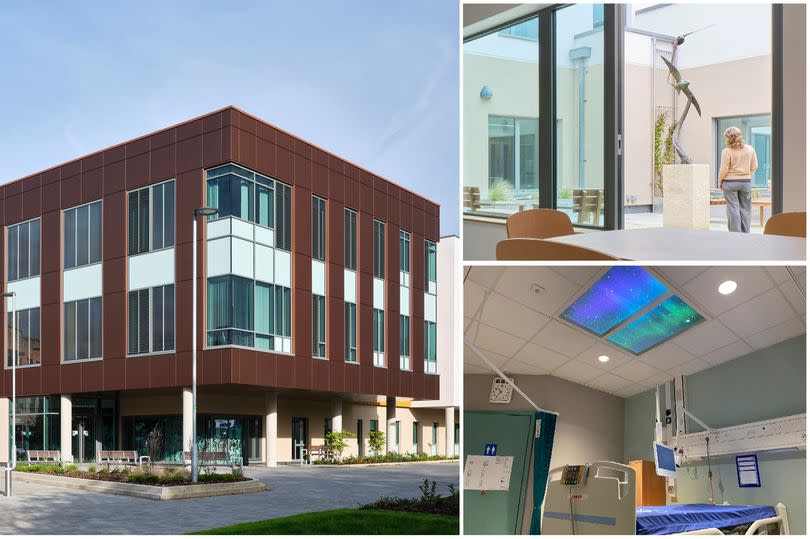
[189,508,459,535]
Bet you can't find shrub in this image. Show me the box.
[324,430,354,462]
[360,480,459,515]
[488,179,514,201]
[368,430,386,456]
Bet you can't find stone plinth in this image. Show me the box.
[663,164,710,229]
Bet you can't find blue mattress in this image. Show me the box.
[636,504,776,535]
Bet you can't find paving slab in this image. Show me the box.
[0,462,459,534]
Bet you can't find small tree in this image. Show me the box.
[369,430,386,457]
[324,429,354,462]
[144,424,164,471]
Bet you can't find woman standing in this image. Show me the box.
[718,126,758,232]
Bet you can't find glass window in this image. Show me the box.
[64,297,102,361]
[399,315,410,370]
[64,201,102,270]
[344,208,357,270]
[7,307,40,367]
[312,196,326,261]
[498,18,539,40]
[344,302,357,362]
[399,230,410,273]
[7,219,40,281]
[276,183,292,251]
[256,184,275,228]
[312,294,326,358]
[206,275,273,348]
[716,115,771,187]
[128,181,175,256]
[373,308,385,366]
[425,241,437,286]
[128,284,174,355]
[424,321,437,374]
[489,116,539,194]
[373,220,385,279]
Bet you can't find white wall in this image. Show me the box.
[782,3,806,212]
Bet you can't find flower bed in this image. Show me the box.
[315,453,457,465]
[15,463,247,486]
[360,479,459,516]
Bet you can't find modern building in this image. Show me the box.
[0,105,450,466]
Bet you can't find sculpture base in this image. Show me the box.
[662,164,710,229]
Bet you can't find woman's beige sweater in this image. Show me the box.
[718,144,758,182]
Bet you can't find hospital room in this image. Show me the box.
[463,266,806,535]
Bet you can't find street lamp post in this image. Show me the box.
[3,290,16,496]
[191,207,218,484]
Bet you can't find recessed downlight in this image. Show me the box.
[718,280,738,295]
[598,355,610,363]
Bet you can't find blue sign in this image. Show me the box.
[484,443,498,456]
[736,454,761,488]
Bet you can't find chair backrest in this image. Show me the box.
[496,238,618,261]
[764,212,806,238]
[464,186,481,212]
[506,209,576,239]
[573,189,604,225]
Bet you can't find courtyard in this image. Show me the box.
[0,462,459,534]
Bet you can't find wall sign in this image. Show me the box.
[736,454,761,488]
[484,443,498,456]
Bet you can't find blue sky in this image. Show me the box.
[0,0,459,235]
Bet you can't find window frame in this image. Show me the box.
[128,179,176,257]
[312,196,327,262]
[344,301,357,363]
[127,284,176,357]
[62,296,103,364]
[6,217,41,283]
[312,293,327,359]
[63,200,103,271]
[373,219,386,279]
[344,207,357,270]
[5,306,41,369]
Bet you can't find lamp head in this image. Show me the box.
[195,207,218,217]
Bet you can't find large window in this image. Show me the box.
[344,208,357,270]
[424,321,438,374]
[206,163,292,251]
[64,201,102,269]
[425,241,437,287]
[312,294,326,358]
[206,275,255,347]
[312,196,326,261]
[373,220,385,278]
[716,115,771,187]
[128,180,175,256]
[128,284,175,355]
[399,230,410,272]
[344,302,357,362]
[64,297,102,362]
[7,218,40,282]
[373,308,385,366]
[11,397,60,463]
[255,282,292,351]
[399,314,410,370]
[7,307,40,367]
[489,116,539,193]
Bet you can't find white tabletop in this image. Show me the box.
[548,228,806,261]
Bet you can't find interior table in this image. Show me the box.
[547,228,805,261]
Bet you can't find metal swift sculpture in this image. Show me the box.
[660,55,702,164]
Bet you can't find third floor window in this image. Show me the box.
[128,180,175,256]
[312,196,326,261]
[64,201,102,269]
[7,218,40,282]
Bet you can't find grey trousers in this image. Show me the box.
[723,180,752,233]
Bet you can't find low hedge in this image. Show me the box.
[316,453,456,465]
[16,464,246,486]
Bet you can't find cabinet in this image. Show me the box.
[629,460,666,506]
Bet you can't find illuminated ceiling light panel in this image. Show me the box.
[608,296,705,355]
[560,266,669,336]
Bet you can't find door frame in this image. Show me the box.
[291,417,309,461]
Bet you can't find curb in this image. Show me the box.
[311,459,459,468]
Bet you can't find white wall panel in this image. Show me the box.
[206,218,231,240]
[64,264,103,302]
[373,278,385,310]
[255,244,275,283]
[424,293,437,323]
[344,270,357,303]
[231,219,254,241]
[129,248,176,290]
[400,286,410,315]
[231,238,254,279]
[275,250,292,287]
[255,226,274,247]
[206,238,231,278]
[6,277,40,312]
[312,260,326,296]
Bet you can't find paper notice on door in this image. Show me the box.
[463,455,514,491]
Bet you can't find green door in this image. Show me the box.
[463,411,535,535]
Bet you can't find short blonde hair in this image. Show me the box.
[724,126,745,149]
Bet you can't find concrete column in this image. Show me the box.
[331,397,343,433]
[265,391,278,467]
[386,396,396,453]
[60,394,72,463]
[445,407,456,457]
[0,397,9,463]
[182,387,192,452]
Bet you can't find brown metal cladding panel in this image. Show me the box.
[239,114,258,136]
[373,190,387,222]
[277,130,295,153]
[221,350,233,384]
[22,188,41,221]
[236,348,258,385]
[103,358,125,391]
[399,371,413,397]
[19,367,40,396]
[325,171,342,202]
[102,191,126,260]
[42,169,60,185]
[150,144,176,182]
[103,292,126,359]
[238,129,258,171]
[327,295,343,363]
[311,359,329,392]
[151,128,176,150]
[81,167,103,204]
[311,162,327,194]
[256,139,276,178]
[372,367,388,395]
[201,348,224,385]
[201,111,222,135]
[328,262,343,300]
[294,356,314,389]
[176,170,204,244]
[103,145,125,166]
[82,153,104,173]
[427,214,439,240]
[40,304,60,367]
[81,361,103,393]
[41,365,61,395]
[40,211,61,274]
[0,197,6,225]
[125,153,149,189]
[256,120,277,144]
[296,154,313,192]
[174,280,193,353]
[277,356,294,387]
[177,118,203,142]
[202,129,223,169]
[61,362,82,393]
[221,126,234,162]
[149,355,177,389]
[358,212,373,281]
[276,147,294,184]
[103,160,126,195]
[42,182,60,213]
[294,139,311,159]
[344,363,360,394]
[4,180,22,198]
[328,356,345,392]
[61,160,81,180]
[295,189,312,257]
[427,374,440,399]
[41,272,60,307]
[4,194,22,225]
[344,178,359,210]
[255,353,276,387]
[125,357,150,389]
[328,155,343,174]
[386,195,400,229]
[412,374,425,400]
[358,302,373,366]
[103,257,126,294]
[125,138,150,158]
[175,351,192,387]
[176,136,202,175]
[400,203,413,232]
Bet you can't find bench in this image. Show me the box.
[97,450,150,467]
[308,445,335,463]
[182,451,241,469]
[27,450,61,463]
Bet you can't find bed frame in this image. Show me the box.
[675,503,790,535]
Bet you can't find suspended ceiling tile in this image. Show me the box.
[467,266,505,290]
[657,266,708,286]
[480,291,550,340]
[609,360,663,383]
[549,266,601,286]
[464,346,511,371]
[672,319,739,356]
[613,384,648,398]
[574,342,634,371]
[551,360,603,385]
[471,321,527,358]
[667,357,712,376]
[719,288,794,338]
[532,319,595,358]
[588,372,633,393]
[744,318,805,351]
[681,266,773,317]
[464,280,488,319]
[494,266,582,317]
[511,341,569,373]
[639,342,695,371]
[702,339,753,366]
[779,280,806,316]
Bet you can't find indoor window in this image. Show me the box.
[64,201,102,269]
[128,284,175,355]
[64,297,102,361]
[128,181,175,256]
[7,219,40,282]
[489,116,539,193]
[373,220,385,278]
[344,208,357,270]
[344,302,357,362]
[312,196,326,261]
[7,307,40,367]
[424,321,438,374]
[716,115,771,187]
[312,294,326,358]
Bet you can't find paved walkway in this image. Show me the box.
[0,462,459,534]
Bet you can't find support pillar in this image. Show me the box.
[445,407,456,457]
[60,394,72,463]
[265,391,278,467]
[182,387,192,452]
[0,398,8,464]
[331,397,343,433]
[386,396,396,454]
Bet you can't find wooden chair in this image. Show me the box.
[572,189,604,225]
[463,186,481,212]
[506,209,577,239]
[764,212,806,238]
[496,238,619,261]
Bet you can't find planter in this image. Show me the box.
[14,471,266,500]
[662,164,710,229]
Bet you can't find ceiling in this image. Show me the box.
[464,266,806,398]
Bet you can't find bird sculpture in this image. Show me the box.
[661,55,702,164]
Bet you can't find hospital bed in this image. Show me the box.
[542,462,791,535]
